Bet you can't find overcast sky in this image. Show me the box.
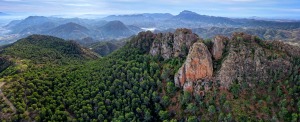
[0,0,300,19]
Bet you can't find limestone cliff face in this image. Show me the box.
[212,36,229,60]
[216,33,293,88]
[173,29,199,58]
[173,32,298,93]
[150,28,198,59]
[150,32,174,59]
[174,42,213,92]
[264,40,300,57]
[130,29,300,94]
[129,31,155,53]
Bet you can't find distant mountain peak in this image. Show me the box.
[46,22,90,40]
[0,12,9,16]
[102,20,128,30]
[179,10,199,15]
[63,22,87,28]
[107,20,125,25]
[21,16,50,24]
[99,20,134,38]
[57,22,89,30]
[26,16,48,20]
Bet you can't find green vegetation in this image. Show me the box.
[2,35,98,64]
[0,34,299,121]
[88,39,126,56]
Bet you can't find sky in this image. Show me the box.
[0,0,300,19]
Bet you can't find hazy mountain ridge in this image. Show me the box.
[103,13,173,27]
[46,22,91,40]
[166,10,239,28]
[98,21,134,39]
[0,12,9,16]
[1,10,300,46]
[1,16,140,44]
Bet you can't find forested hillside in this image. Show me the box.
[0,29,299,121]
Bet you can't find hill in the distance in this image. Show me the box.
[98,20,135,39]
[46,22,91,40]
[88,39,127,56]
[169,10,237,25]
[103,13,173,27]
[0,12,9,16]
[2,35,98,64]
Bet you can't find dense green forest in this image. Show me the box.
[0,33,299,121]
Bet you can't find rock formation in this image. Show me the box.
[174,32,296,93]
[211,35,228,60]
[174,42,213,92]
[150,28,198,59]
[150,32,174,59]
[131,29,299,94]
[216,33,293,88]
[264,40,300,57]
[129,31,155,53]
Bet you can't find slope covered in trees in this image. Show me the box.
[88,39,126,56]
[0,30,299,121]
[1,35,98,64]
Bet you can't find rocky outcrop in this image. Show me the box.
[216,33,293,88]
[173,29,199,58]
[174,42,213,92]
[130,28,198,59]
[131,29,298,93]
[264,40,300,57]
[212,36,228,60]
[129,31,155,53]
[150,28,198,59]
[150,32,174,59]
[174,32,296,93]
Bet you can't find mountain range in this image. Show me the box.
[46,22,91,40]
[1,10,300,46]
[1,17,139,44]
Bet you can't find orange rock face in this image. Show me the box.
[174,42,213,91]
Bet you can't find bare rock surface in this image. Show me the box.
[174,42,213,91]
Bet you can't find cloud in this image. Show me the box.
[0,0,299,19]
[110,0,142,2]
[64,3,93,7]
[220,0,258,1]
[2,0,23,1]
